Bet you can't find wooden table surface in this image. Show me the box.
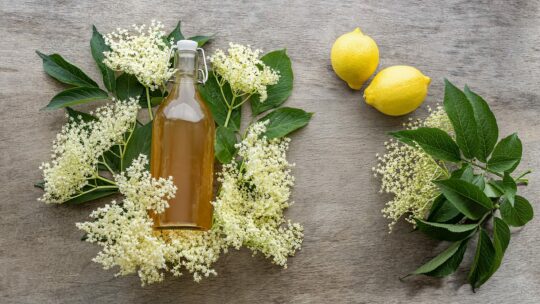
[1,0,540,303]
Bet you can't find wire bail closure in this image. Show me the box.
[197,47,208,84]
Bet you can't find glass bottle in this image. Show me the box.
[150,40,214,230]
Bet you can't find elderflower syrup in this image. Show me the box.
[150,40,214,230]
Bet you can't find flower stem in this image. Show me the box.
[95,174,116,185]
[69,185,118,201]
[224,109,232,128]
[232,94,252,110]
[146,87,154,120]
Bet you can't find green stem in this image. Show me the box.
[464,160,503,178]
[224,96,237,128]
[69,185,118,201]
[94,174,116,185]
[99,158,115,175]
[232,94,252,110]
[146,87,154,120]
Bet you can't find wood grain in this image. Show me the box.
[1,0,539,303]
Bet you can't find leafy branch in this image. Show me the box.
[391,79,534,291]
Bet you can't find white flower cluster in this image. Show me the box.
[77,122,302,285]
[39,99,139,204]
[76,155,177,285]
[210,43,280,101]
[213,121,302,266]
[373,106,453,231]
[103,20,175,90]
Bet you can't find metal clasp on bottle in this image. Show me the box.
[197,48,209,84]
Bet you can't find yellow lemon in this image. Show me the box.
[364,65,431,116]
[331,28,379,90]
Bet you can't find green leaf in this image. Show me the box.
[198,73,241,131]
[139,89,166,108]
[215,126,238,164]
[415,219,477,241]
[65,107,97,122]
[500,195,534,227]
[487,133,522,173]
[411,239,468,278]
[66,188,118,205]
[34,180,45,189]
[434,178,493,220]
[471,175,486,190]
[116,73,144,101]
[484,182,503,198]
[390,127,461,162]
[122,122,152,171]
[90,25,116,92]
[459,164,474,182]
[502,173,517,206]
[464,86,498,162]
[427,195,463,223]
[491,217,510,274]
[188,35,214,47]
[36,51,99,88]
[167,21,185,44]
[251,49,294,115]
[259,107,312,139]
[468,229,496,290]
[443,79,479,159]
[44,87,109,110]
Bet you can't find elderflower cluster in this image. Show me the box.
[76,155,177,285]
[103,20,175,90]
[77,122,303,285]
[39,99,139,204]
[373,106,453,231]
[209,43,280,101]
[213,121,303,266]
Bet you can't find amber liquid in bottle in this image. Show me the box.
[150,47,214,230]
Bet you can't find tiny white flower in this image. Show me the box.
[209,43,280,101]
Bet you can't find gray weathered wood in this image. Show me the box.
[1,0,540,303]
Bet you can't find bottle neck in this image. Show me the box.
[174,50,198,81]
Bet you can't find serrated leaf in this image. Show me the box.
[116,73,144,101]
[415,219,477,241]
[36,51,99,88]
[215,126,238,164]
[188,35,214,47]
[487,133,522,173]
[44,87,108,110]
[471,175,486,190]
[464,86,498,162]
[65,107,97,122]
[434,178,493,220]
[251,49,294,115]
[167,21,185,44]
[484,182,503,198]
[502,173,517,206]
[443,79,479,159]
[428,195,463,223]
[122,122,152,171]
[259,107,312,139]
[411,239,468,278]
[198,73,241,130]
[390,127,461,162]
[500,195,534,227]
[468,229,496,290]
[90,25,116,92]
[491,217,510,275]
[459,164,474,182]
